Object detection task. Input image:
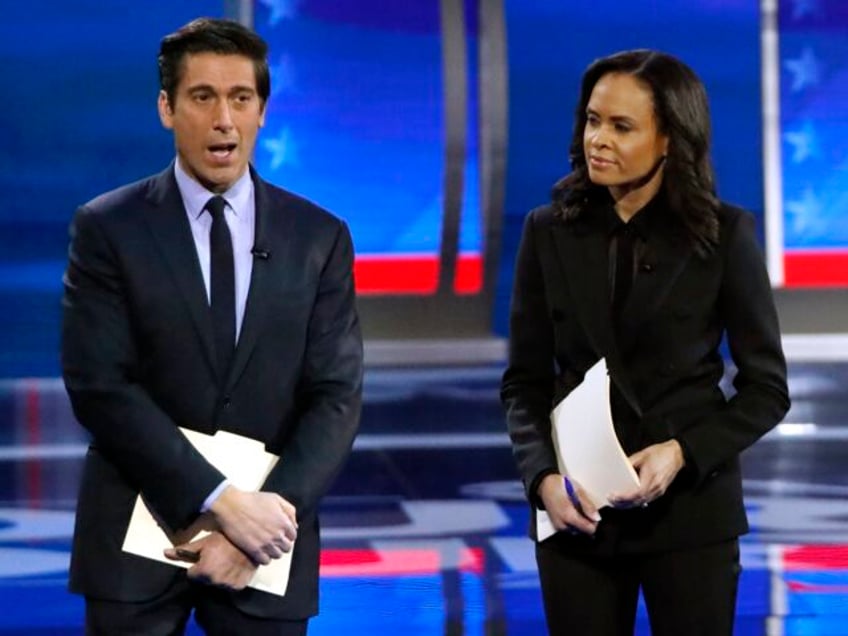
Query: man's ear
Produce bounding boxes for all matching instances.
[158,90,174,129]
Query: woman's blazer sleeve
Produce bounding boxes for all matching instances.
[676,208,790,482]
[501,209,559,501]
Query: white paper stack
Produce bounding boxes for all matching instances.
[122,428,292,596]
[537,358,640,541]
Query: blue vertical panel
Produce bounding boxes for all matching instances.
[496,0,762,334]
[253,2,452,294]
[0,1,223,378]
[778,0,848,286]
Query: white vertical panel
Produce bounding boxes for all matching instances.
[761,0,785,286]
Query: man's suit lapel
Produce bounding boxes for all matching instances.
[144,167,219,378]
[224,171,295,390]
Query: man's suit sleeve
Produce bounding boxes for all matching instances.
[62,206,225,532]
[675,210,790,483]
[262,220,363,518]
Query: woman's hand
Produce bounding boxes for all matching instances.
[609,439,686,508]
[537,473,601,535]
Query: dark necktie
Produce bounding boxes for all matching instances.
[205,196,235,377]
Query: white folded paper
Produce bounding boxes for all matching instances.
[122,427,292,596]
[537,358,640,541]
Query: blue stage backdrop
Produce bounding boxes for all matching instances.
[495,0,765,334]
[0,2,229,377]
[0,0,776,375]
[774,0,848,286]
[252,0,484,296]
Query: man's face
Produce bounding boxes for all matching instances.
[158,52,266,193]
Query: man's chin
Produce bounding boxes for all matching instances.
[196,166,246,193]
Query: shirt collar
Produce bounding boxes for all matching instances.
[173,158,254,219]
[603,189,665,241]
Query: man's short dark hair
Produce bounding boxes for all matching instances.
[158,17,270,106]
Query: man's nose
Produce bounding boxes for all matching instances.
[213,100,235,130]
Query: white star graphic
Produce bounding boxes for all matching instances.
[784,121,819,163]
[792,0,819,19]
[262,128,298,171]
[258,0,299,26]
[786,187,823,235]
[270,55,296,97]
[785,48,821,92]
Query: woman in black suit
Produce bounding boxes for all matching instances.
[501,49,790,635]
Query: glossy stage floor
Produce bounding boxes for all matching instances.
[0,352,847,635]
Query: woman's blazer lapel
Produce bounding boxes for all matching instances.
[548,217,642,415]
[616,223,692,354]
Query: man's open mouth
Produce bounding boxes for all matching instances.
[208,143,237,157]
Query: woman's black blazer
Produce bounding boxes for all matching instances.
[501,198,790,552]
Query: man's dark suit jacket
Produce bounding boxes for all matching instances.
[61,164,363,619]
[501,196,790,554]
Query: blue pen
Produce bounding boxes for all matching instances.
[563,475,582,513]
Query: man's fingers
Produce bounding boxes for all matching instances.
[281,518,298,541]
[276,530,296,551]
[278,497,298,525]
[252,551,272,566]
[164,537,207,562]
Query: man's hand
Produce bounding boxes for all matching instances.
[209,486,297,565]
[165,532,257,590]
[609,439,686,508]
[537,473,601,536]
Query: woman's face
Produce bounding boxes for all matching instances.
[583,72,669,196]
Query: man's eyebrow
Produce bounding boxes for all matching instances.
[184,84,257,96]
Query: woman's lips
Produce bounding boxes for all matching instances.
[588,155,615,169]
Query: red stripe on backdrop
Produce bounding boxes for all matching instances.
[454,254,483,295]
[782,545,848,570]
[784,251,848,287]
[320,548,441,576]
[25,380,42,508]
[319,547,485,577]
[354,254,484,295]
[354,255,439,295]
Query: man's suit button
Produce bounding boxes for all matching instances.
[222,396,232,407]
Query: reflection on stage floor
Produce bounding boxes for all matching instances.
[0,361,846,635]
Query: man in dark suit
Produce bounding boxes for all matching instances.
[61,18,362,635]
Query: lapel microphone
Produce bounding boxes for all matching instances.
[251,247,271,260]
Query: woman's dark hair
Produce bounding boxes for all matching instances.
[158,18,270,107]
[553,49,720,254]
